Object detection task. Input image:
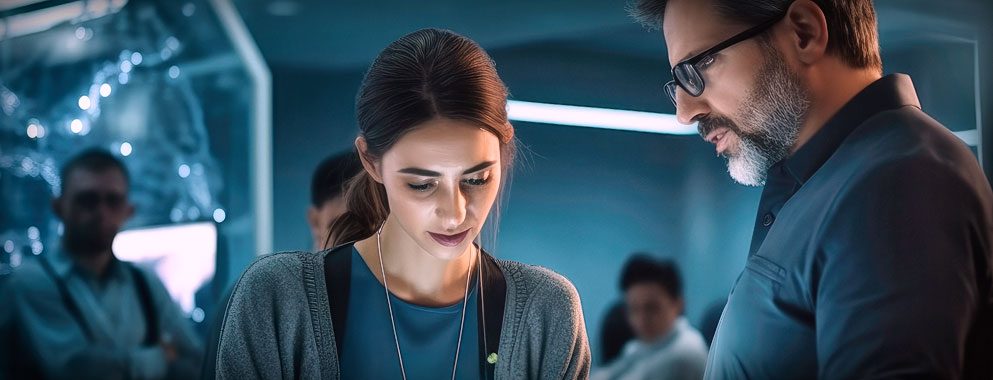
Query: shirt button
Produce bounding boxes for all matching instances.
[762,213,775,227]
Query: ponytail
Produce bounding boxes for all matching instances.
[324,169,390,248]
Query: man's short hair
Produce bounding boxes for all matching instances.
[310,151,362,207]
[59,148,130,194]
[620,254,684,300]
[628,0,882,72]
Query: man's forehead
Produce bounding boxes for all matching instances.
[64,168,128,193]
[662,0,740,64]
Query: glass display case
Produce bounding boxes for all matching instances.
[0,0,271,321]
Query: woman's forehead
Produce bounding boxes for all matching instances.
[382,119,501,171]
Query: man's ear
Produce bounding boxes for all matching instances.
[306,206,323,244]
[783,0,829,66]
[306,206,320,230]
[355,136,384,183]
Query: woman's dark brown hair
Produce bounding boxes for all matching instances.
[325,28,516,248]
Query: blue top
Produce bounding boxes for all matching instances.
[340,248,480,379]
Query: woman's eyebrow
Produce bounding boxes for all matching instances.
[397,161,496,176]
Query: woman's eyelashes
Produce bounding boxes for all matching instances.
[405,174,491,192]
[407,181,435,192]
[461,175,490,187]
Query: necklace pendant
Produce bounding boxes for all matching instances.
[486,353,498,364]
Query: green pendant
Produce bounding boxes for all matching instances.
[486,353,498,364]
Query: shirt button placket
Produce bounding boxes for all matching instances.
[762,213,775,227]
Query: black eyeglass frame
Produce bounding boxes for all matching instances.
[664,11,789,106]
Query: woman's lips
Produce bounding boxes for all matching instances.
[428,229,470,247]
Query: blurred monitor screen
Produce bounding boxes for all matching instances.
[112,221,216,315]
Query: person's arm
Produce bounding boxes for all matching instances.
[10,263,168,380]
[139,268,205,379]
[215,254,317,380]
[816,158,984,378]
[526,269,592,379]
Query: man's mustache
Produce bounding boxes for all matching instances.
[697,115,739,138]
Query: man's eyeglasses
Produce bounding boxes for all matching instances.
[664,11,789,106]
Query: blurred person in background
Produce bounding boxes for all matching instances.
[307,150,363,251]
[599,300,636,366]
[593,254,708,380]
[5,148,203,380]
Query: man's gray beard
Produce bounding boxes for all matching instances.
[726,48,810,186]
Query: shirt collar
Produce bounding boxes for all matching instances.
[632,316,689,351]
[783,73,921,185]
[48,245,125,281]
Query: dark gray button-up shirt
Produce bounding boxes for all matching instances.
[706,74,993,379]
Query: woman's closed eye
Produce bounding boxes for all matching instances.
[406,175,490,192]
[407,181,436,192]
[461,176,490,187]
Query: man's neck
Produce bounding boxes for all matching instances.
[791,64,882,154]
[67,247,114,278]
[639,318,682,346]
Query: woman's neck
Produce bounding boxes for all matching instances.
[354,216,476,307]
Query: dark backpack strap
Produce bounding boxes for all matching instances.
[37,256,94,342]
[126,262,160,345]
[476,251,506,380]
[323,243,354,360]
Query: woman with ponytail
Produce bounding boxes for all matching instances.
[215,28,591,379]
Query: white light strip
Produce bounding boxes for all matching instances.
[508,101,984,148]
[953,129,980,147]
[507,100,698,135]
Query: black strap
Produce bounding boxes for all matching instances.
[127,262,160,345]
[476,252,506,380]
[324,243,353,358]
[36,256,160,346]
[37,256,94,342]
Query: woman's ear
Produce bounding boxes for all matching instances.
[355,136,384,183]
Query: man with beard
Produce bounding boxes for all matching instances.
[630,0,993,379]
[5,149,203,379]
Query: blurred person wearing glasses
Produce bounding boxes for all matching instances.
[4,148,203,380]
[629,0,993,378]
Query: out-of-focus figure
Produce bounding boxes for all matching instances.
[4,149,203,380]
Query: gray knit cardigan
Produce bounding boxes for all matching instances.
[215,251,591,379]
